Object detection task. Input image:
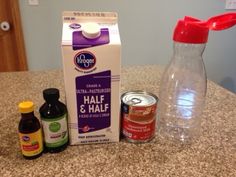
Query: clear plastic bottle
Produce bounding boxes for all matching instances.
[157,17,208,143]
[158,42,207,143]
[157,13,236,143]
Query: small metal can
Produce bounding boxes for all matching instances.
[121,91,158,143]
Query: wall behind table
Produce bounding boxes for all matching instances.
[19,0,236,93]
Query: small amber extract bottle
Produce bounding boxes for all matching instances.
[18,101,43,159]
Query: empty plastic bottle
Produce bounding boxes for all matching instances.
[157,17,208,143]
[158,13,236,143]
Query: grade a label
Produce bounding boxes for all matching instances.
[76,70,111,133]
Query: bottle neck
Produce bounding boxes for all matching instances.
[173,42,206,58]
[21,112,35,119]
[45,99,59,105]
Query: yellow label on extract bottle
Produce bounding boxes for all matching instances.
[19,129,43,157]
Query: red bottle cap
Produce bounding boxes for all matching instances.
[173,18,209,44]
[173,13,236,44]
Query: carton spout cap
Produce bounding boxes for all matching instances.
[82,22,101,39]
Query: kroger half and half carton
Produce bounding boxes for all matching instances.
[61,11,121,145]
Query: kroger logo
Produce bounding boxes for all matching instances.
[22,136,30,142]
[69,23,81,29]
[74,51,96,70]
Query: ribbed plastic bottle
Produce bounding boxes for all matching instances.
[157,17,209,143]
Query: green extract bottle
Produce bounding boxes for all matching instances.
[39,88,69,153]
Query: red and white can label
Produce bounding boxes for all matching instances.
[121,91,158,142]
[122,115,156,141]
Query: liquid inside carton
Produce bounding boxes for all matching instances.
[61,11,121,145]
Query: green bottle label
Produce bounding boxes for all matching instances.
[49,122,61,132]
[41,114,68,148]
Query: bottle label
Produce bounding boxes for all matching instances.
[41,114,68,148]
[19,129,43,157]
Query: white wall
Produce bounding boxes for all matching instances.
[19,0,236,93]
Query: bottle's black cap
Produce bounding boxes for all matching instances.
[43,88,60,102]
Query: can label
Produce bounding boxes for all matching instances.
[122,115,156,141]
[121,91,158,142]
[19,129,43,157]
